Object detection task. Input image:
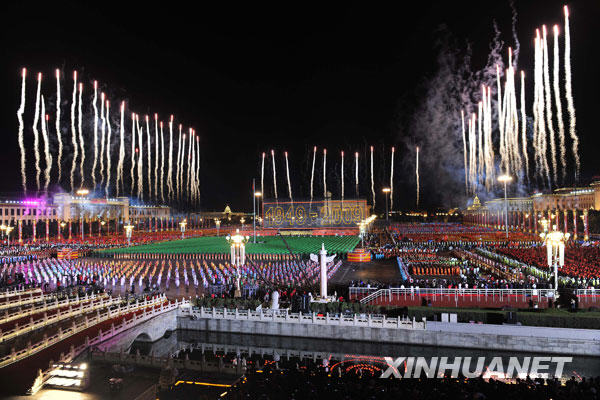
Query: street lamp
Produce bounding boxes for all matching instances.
[253,187,262,243]
[124,223,134,246]
[382,187,391,223]
[215,219,221,237]
[5,226,13,246]
[539,218,569,298]
[226,229,250,297]
[497,174,512,238]
[179,219,187,240]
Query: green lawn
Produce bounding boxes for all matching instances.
[99,235,360,255]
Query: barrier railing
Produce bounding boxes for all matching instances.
[28,297,188,395]
[0,292,60,312]
[182,306,425,330]
[0,294,172,369]
[0,296,119,343]
[359,287,557,305]
[0,292,108,326]
[0,287,42,299]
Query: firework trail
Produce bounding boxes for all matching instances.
[416,146,420,207]
[552,25,566,182]
[33,72,42,192]
[477,102,483,188]
[521,71,530,183]
[461,110,467,195]
[536,30,551,187]
[129,112,136,195]
[187,131,193,202]
[370,146,375,208]
[322,148,327,198]
[390,147,394,211]
[284,151,292,200]
[468,114,474,192]
[271,149,277,199]
[180,132,186,201]
[564,6,579,181]
[532,33,541,181]
[41,97,52,192]
[145,116,152,199]
[105,100,112,196]
[70,71,78,193]
[496,65,505,174]
[100,93,106,187]
[55,69,62,185]
[78,82,85,188]
[340,151,344,199]
[168,115,174,201]
[160,121,165,202]
[261,152,265,200]
[116,101,125,196]
[17,68,27,193]
[154,114,159,200]
[195,135,200,204]
[136,114,144,200]
[542,26,557,185]
[176,124,182,200]
[310,146,316,200]
[91,81,98,190]
[355,152,359,197]
[190,131,196,204]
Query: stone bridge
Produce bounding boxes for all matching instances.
[95,308,178,354]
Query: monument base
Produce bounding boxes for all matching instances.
[310,295,337,304]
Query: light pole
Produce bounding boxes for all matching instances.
[59,221,66,241]
[124,223,134,246]
[215,219,221,237]
[382,187,391,223]
[497,175,512,239]
[179,219,187,240]
[253,183,262,244]
[539,217,569,298]
[5,226,13,246]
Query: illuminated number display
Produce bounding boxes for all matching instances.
[262,200,367,229]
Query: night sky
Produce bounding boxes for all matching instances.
[1,0,598,212]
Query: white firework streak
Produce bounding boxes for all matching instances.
[468,115,474,192]
[532,34,541,181]
[160,121,165,202]
[461,110,467,195]
[322,148,327,198]
[187,132,193,202]
[195,136,200,205]
[129,112,135,196]
[261,152,265,200]
[271,149,277,199]
[477,102,483,189]
[370,146,375,208]
[105,100,112,197]
[284,151,292,200]
[190,131,195,204]
[70,71,78,193]
[552,25,566,182]
[145,116,151,200]
[176,124,182,201]
[154,114,159,201]
[537,31,551,188]
[168,116,174,201]
[340,151,344,199]
[116,101,125,196]
[543,26,557,185]
[354,152,359,197]
[521,71,530,184]
[55,69,62,185]
[78,82,85,188]
[310,146,316,200]
[41,97,52,192]
[33,72,42,192]
[179,132,186,201]
[99,93,106,187]
[136,115,143,200]
[390,147,394,210]
[496,65,505,175]
[91,81,98,190]
[416,146,420,207]
[564,6,579,181]
[17,68,27,193]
